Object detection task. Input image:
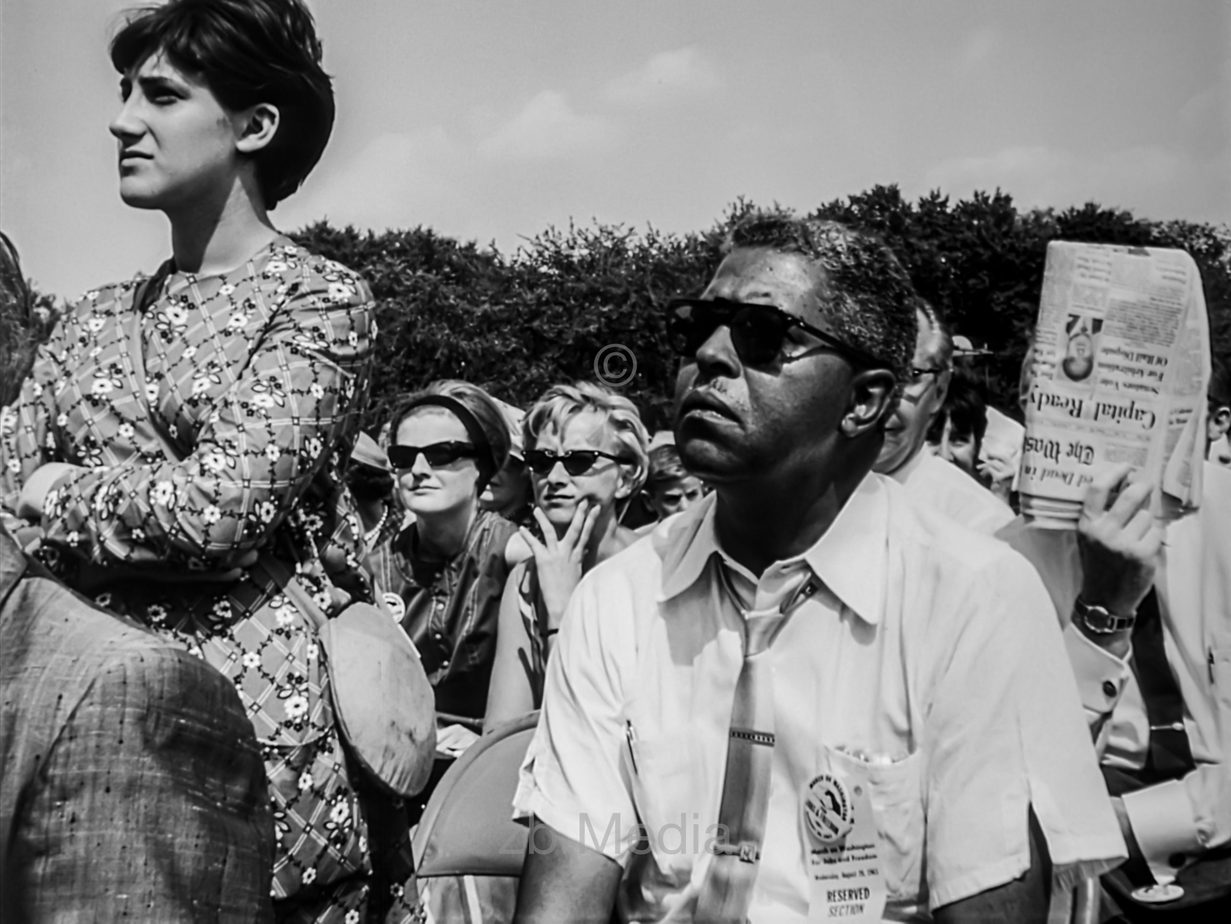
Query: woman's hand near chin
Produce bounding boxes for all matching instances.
[518,502,599,630]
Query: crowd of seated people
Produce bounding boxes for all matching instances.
[2,3,1229,922]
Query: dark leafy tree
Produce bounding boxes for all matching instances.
[5,194,1226,431]
[1,232,60,407]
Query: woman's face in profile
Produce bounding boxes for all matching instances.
[109,52,246,212]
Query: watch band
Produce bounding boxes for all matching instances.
[1074,597,1136,634]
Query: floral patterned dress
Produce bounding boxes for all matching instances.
[1,237,421,923]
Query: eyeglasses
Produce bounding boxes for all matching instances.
[523,449,627,476]
[666,297,882,368]
[388,441,478,469]
[908,365,945,385]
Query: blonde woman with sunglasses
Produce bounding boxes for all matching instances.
[484,381,649,727]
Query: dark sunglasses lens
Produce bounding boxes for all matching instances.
[389,443,471,468]
[523,451,553,474]
[730,310,787,364]
[562,452,600,475]
[422,446,464,466]
[388,446,416,468]
[524,450,601,475]
[669,301,786,364]
[668,302,727,357]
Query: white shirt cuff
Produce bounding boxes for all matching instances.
[1122,780,1203,884]
[1064,623,1130,718]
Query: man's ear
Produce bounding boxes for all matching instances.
[841,369,896,438]
[235,103,280,154]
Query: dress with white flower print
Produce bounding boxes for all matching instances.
[0,237,424,924]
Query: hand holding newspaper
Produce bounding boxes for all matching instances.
[1019,242,1210,528]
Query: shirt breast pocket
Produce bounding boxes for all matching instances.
[824,745,925,904]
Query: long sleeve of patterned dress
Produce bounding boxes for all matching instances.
[0,239,374,577]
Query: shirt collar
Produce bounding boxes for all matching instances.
[657,491,724,601]
[657,473,889,625]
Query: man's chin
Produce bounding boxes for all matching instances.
[676,435,748,485]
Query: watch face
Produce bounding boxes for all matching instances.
[1131,883,1184,904]
[1085,606,1112,630]
[1077,600,1132,633]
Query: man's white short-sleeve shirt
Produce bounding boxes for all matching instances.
[514,473,1123,921]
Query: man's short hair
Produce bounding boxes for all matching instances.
[916,299,954,371]
[646,444,689,490]
[725,215,917,389]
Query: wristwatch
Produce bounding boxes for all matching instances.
[1073,597,1136,635]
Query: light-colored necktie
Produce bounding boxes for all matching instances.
[695,569,816,923]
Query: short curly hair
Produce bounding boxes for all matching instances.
[523,381,650,495]
[110,0,334,209]
[725,215,917,389]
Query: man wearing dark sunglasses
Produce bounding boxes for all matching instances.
[873,301,1013,535]
[515,216,1123,923]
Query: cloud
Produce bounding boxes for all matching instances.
[1177,65,1231,159]
[479,90,618,160]
[604,46,721,107]
[921,143,1229,222]
[282,91,622,233]
[278,126,473,233]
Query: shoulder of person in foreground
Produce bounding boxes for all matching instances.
[874,477,1125,911]
[880,471,1040,601]
[916,451,1015,533]
[510,527,665,922]
[1,567,273,921]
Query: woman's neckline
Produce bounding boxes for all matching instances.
[163,233,291,284]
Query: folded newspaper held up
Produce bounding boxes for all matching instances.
[1019,241,1210,528]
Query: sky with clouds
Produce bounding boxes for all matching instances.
[2,0,1228,299]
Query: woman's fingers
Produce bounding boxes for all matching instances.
[531,507,557,552]
[518,523,547,558]
[560,500,590,549]
[574,503,600,559]
[1081,462,1134,521]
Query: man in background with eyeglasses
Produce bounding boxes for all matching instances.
[872,301,1014,535]
[513,215,1122,923]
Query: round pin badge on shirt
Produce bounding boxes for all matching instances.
[802,773,855,845]
[382,591,406,622]
[1130,883,1184,905]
